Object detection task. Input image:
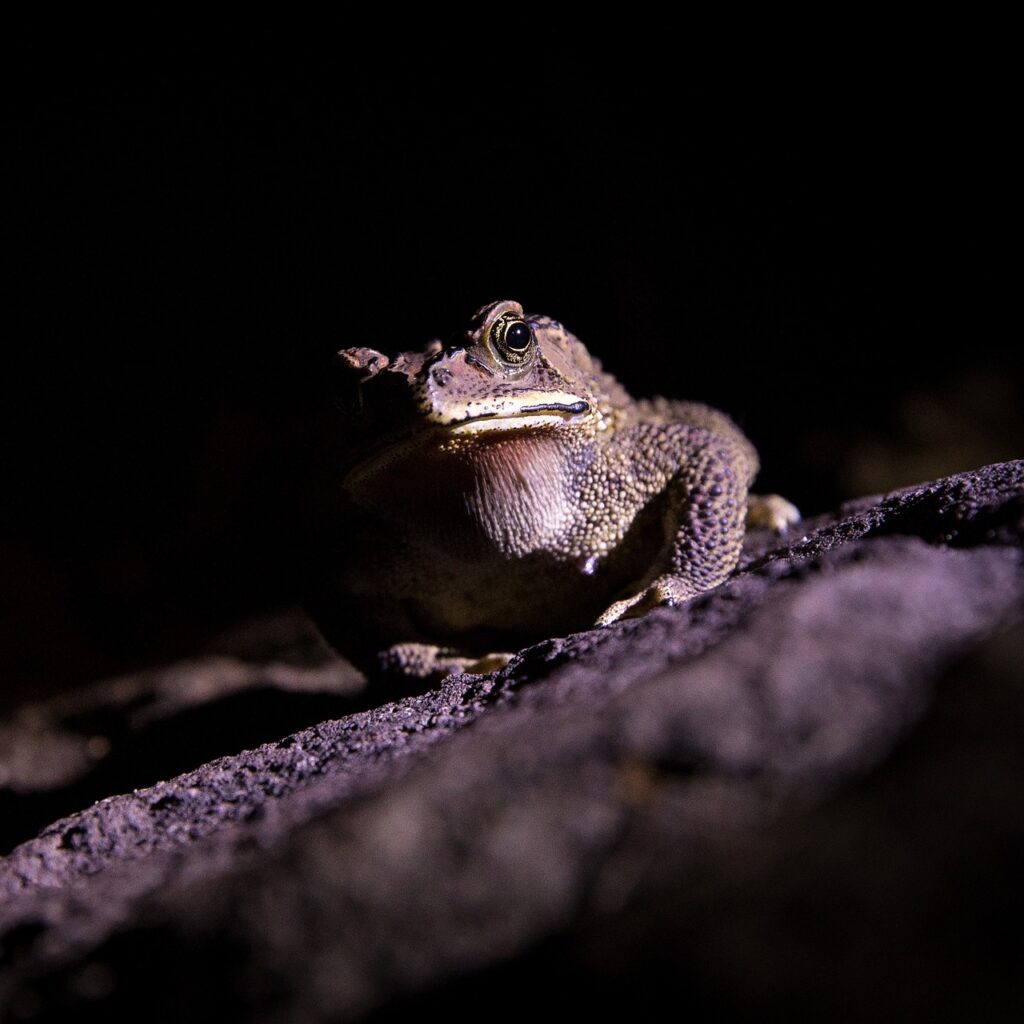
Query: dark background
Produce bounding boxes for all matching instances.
[4,35,1021,709]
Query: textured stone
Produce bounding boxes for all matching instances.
[0,462,1021,1022]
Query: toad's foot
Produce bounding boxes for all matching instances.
[595,575,698,627]
[378,643,513,680]
[746,493,801,533]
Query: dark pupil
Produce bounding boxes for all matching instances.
[503,321,531,351]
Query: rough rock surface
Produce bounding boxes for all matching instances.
[1,461,1022,1022]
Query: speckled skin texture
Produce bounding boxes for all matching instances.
[312,301,787,675]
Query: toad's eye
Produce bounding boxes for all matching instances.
[503,321,531,352]
[489,313,534,365]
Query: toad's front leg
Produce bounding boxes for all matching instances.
[596,436,749,626]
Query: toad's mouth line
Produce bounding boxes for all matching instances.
[447,401,590,434]
[345,399,593,483]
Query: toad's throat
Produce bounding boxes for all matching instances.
[447,400,590,435]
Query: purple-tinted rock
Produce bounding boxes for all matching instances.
[0,462,1021,1022]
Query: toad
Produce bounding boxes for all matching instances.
[309,300,798,677]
